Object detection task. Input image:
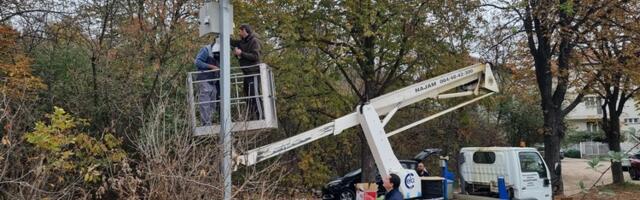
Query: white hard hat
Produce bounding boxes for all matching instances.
[211,42,220,52]
[211,36,221,52]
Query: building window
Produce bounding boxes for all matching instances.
[584,96,603,114]
[587,122,600,133]
[584,97,602,108]
[626,118,640,124]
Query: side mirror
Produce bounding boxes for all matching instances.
[543,178,550,187]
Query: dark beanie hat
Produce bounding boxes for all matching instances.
[240,24,253,34]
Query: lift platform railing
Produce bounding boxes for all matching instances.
[187,63,277,136]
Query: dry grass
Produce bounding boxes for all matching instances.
[556,182,640,200]
[131,92,289,199]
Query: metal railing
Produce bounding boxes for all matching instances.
[187,63,277,136]
[579,141,609,158]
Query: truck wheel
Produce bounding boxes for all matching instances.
[339,189,355,200]
[464,183,473,195]
[508,188,514,200]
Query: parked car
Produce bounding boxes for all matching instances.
[628,153,640,180]
[535,146,564,160]
[321,148,442,200]
[622,156,631,171]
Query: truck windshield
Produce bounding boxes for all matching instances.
[519,152,548,178]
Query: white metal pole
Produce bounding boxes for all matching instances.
[219,0,232,199]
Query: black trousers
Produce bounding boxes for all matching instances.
[243,75,263,120]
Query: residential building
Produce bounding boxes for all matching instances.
[565,94,640,154]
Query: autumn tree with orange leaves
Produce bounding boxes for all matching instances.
[0,25,46,138]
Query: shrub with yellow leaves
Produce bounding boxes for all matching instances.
[24,107,127,184]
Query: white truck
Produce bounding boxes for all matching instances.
[459,147,553,200]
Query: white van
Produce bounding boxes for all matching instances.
[459,147,552,200]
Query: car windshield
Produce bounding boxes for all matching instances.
[414,151,430,161]
[519,152,548,178]
[413,149,442,161]
[344,169,361,177]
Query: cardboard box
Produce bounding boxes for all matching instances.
[355,183,378,200]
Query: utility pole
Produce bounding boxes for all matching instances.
[196,1,233,198]
[218,0,232,200]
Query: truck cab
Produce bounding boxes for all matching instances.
[459,147,552,200]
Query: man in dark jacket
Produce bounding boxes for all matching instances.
[231,24,262,120]
[383,174,403,200]
[194,39,221,126]
[416,163,430,177]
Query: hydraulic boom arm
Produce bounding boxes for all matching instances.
[235,63,499,168]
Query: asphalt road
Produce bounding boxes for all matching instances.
[562,158,640,196]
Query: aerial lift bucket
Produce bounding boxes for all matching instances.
[187,63,278,136]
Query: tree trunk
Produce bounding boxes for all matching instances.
[604,103,624,184]
[608,132,624,184]
[360,78,377,183]
[90,54,99,109]
[542,104,565,195]
[543,109,564,195]
[598,74,626,184]
[360,131,377,183]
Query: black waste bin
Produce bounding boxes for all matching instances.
[420,177,444,199]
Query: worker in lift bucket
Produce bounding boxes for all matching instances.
[194,37,221,126]
[231,24,262,120]
[383,174,403,200]
[416,162,430,177]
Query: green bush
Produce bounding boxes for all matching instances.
[565,149,581,158]
[24,107,128,184]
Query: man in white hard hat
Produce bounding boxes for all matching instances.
[194,37,221,126]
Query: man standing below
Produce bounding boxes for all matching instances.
[416,163,430,177]
[383,174,403,200]
[194,38,221,126]
[232,24,262,120]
